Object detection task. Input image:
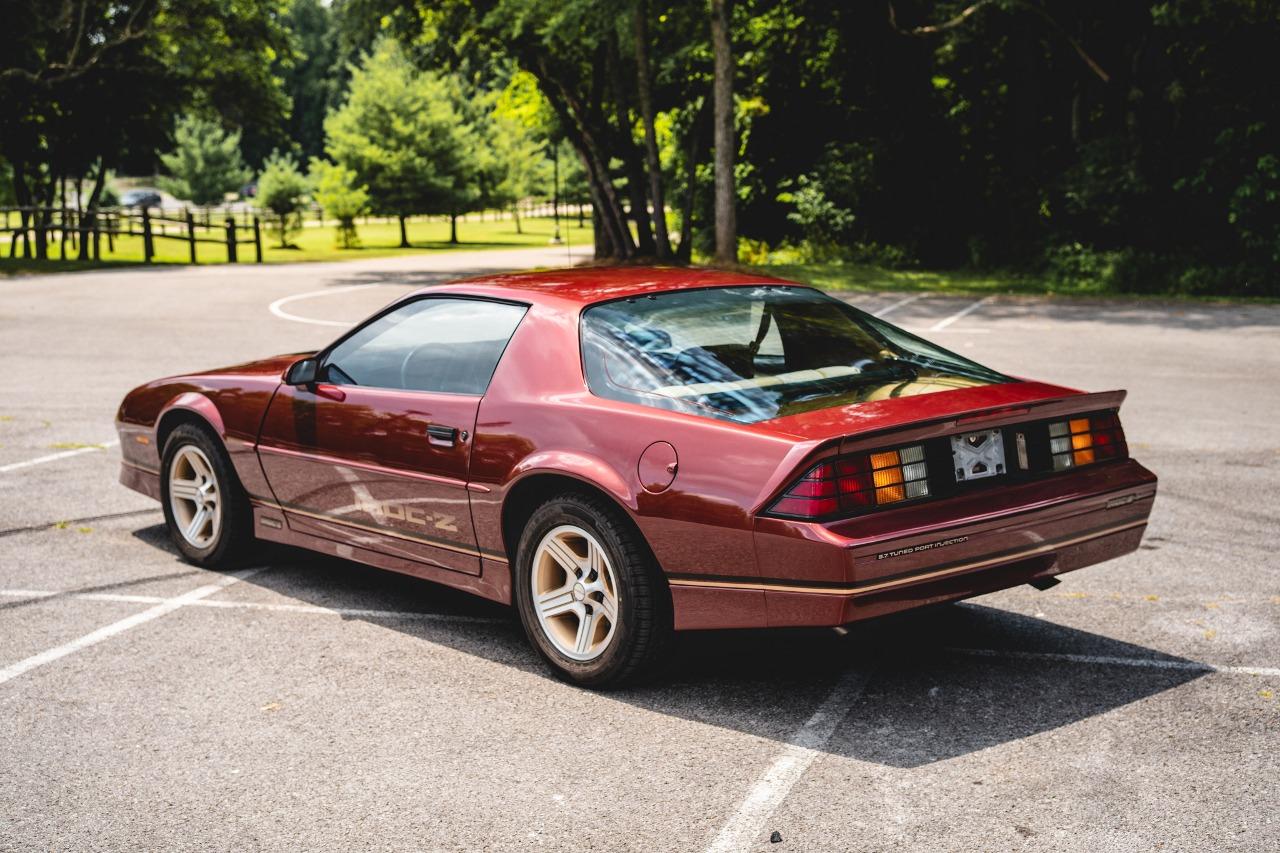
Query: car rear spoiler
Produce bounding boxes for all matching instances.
[838,389,1128,457]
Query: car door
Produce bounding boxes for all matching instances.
[257,296,528,574]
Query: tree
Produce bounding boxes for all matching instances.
[280,0,341,161]
[489,71,552,234]
[634,0,672,259]
[709,0,736,264]
[157,114,251,205]
[325,39,479,247]
[0,0,292,260]
[257,150,309,247]
[366,0,668,259]
[309,158,369,248]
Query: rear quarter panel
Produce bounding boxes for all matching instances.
[467,303,807,625]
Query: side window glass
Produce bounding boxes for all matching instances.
[323,298,527,394]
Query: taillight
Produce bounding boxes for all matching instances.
[1048,413,1127,470]
[768,411,1129,521]
[769,443,930,519]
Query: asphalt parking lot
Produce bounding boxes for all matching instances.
[1,250,1277,851]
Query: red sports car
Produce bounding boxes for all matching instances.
[116,268,1157,686]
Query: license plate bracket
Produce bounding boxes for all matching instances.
[951,429,1007,482]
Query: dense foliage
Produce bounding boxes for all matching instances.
[3,0,1277,293]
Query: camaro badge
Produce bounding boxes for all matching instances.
[876,535,969,560]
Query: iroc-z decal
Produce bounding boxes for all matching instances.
[354,497,460,532]
[876,535,969,561]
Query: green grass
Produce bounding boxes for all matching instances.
[756,261,1065,296]
[0,214,593,274]
[752,261,1280,303]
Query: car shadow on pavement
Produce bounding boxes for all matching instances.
[132,525,1205,769]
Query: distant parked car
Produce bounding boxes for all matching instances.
[120,189,163,209]
[239,181,258,199]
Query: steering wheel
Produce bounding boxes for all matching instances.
[400,343,432,389]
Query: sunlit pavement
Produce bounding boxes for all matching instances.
[1,253,1276,851]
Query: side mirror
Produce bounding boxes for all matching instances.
[285,357,318,386]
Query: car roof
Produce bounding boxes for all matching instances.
[419,266,807,307]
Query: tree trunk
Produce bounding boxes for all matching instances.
[449,211,459,244]
[512,204,523,234]
[33,172,51,260]
[530,54,636,259]
[606,31,656,257]
[78,159,107,261]
[592,207,615,260]
[398,214,409,248]
[634,0,672,260]
[710,0,737,264]
[11,162,31,258]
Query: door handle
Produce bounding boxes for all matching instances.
[426,424,459,445]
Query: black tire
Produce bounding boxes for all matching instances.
[513,492,673,688]
[160,423,255,568]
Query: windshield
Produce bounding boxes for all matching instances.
[580,286,1011,424]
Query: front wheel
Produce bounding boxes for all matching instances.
[160,423,254,567]
[514,493,672,688]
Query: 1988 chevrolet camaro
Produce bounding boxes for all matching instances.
[117,267,1157,686]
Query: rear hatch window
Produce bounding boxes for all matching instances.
[581,285,1011,424]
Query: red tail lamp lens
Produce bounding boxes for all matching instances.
[1049,413,1127,471]
[770,445,929,519]
[770,462,840,517]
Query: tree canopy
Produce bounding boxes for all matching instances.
[2,0,1277,293]
[324,38,480,246]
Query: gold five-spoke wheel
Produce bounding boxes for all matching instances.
[531,524,620,661]
[167,445,222,549]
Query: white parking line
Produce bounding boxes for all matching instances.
[0,440,119,474]
[0,587,501,623]
[706,668,872,853]
[949,647,1280,678]
[6,584,1274,679]
[871,294,922,318]
[928,295,994,331]
[267,284,373,326]
[0,569,257,686]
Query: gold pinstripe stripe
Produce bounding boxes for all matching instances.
[251,498,508,563]
[668,518,1147,597]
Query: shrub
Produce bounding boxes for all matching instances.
[778,173,855,262]
[737,237,772,266]
[158,114,251,206]
[309,159,369,249]
[1045,243,1278,297]
[257,151,309,248]
[1044,243,1124,292]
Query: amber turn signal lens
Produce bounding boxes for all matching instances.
[869,450,899,470]
[770,444,930,518]
[1050,413,1127,471]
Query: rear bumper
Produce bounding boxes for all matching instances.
[670,459,1156,629]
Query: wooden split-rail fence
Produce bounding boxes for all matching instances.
[1,205,264,264]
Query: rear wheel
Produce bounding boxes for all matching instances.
[514,493,672,688]
[160,423,254,567]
